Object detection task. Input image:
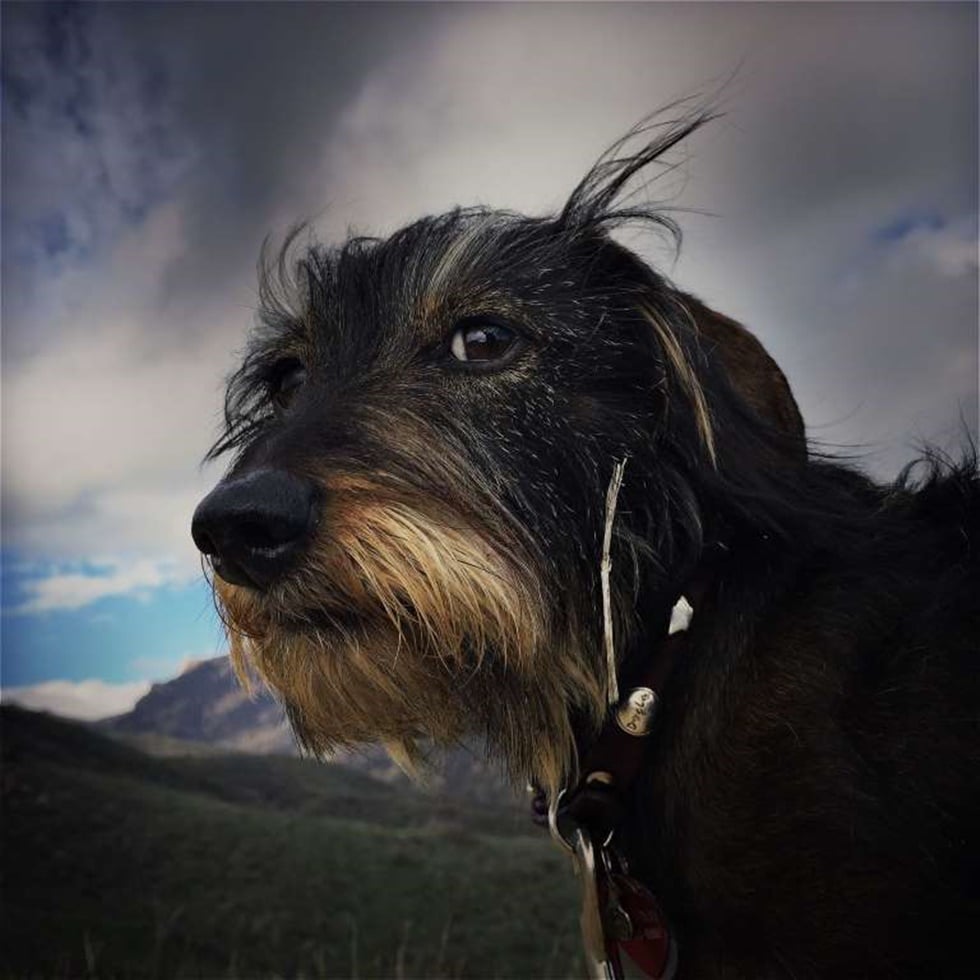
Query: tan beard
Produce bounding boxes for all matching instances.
[213,476,608,795]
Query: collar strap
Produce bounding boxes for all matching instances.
[561,560,716,840]
[545,556,721,980]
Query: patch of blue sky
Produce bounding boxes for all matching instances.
[38,211,77,260]
[1,577,223,687]
[872,210,946,245]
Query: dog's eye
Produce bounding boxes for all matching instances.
[448,318,521,368]
[268,359,307,413]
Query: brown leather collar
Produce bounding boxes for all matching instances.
[537,552,723,980]
[559,555,719,840]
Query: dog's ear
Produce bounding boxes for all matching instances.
[557,101,806,460]
[680,291,806,457]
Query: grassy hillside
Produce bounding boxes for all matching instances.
[2,707,582,978]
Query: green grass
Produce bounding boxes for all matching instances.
[2,707,582,978]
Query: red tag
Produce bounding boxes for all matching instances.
[607,874,676,979]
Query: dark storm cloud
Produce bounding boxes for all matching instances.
[713,3,977,232]
[1,0,976,574]
[1,2,454,352]
[1,2,188,354]
[115,2,457,315]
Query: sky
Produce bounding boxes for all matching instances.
[2,2,977,721]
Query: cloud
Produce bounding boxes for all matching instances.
[1,201,233,570]
[2,4,192,356]
[117,3,450,311]
[304,3,977,476]
[2,678,151,721]
[889,217,978,280]
[0,4,440,573]
[2,0,975,591]
[8,558,194,615]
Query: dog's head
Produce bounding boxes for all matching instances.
[193,107,804,790]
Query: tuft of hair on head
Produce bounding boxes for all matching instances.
[550,95,723,465]
[556,94,721,241]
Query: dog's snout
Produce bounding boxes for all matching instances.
[192,469,318,589]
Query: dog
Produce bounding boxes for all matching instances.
[192,107,979,978]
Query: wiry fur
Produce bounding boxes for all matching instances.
[201,102,979,977]
[219,470,599,790]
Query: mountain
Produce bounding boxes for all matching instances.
[106,655,295,754]
[105,655,519,804]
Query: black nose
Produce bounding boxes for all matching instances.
[192,469,318,589]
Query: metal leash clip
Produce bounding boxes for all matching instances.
[549,787,678,980]
[548,790,625,980]
[599,844,635,946]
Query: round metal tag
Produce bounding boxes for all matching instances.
[614,686,659,736]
